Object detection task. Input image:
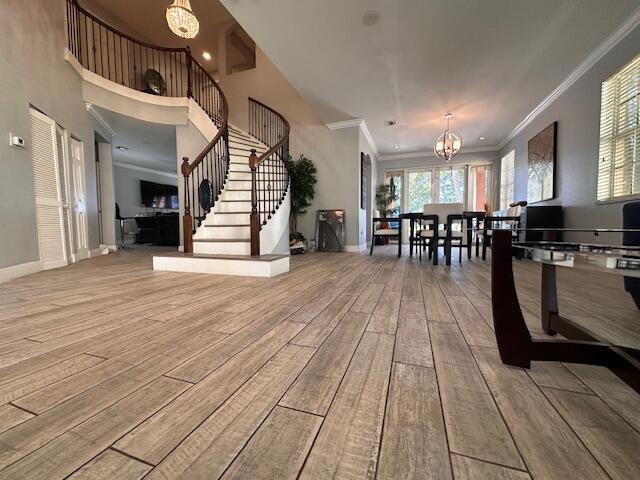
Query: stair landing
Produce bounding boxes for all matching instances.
[153,252,289,277]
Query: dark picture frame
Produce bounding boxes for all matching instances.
[360,152,370,209]
[527,122,557,203]
[315,209,346,252]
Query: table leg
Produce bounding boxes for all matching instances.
[491,230,532,368]
[541,263,558,335]
[398,221,402,257]
[409,218,414,257]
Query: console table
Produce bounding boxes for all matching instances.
[491,230,640,393]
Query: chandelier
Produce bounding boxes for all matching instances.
[166,0,199,39]
[434,113,462,162]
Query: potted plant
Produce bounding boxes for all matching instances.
[286,154,317,252]
[375,183,398,218]
[375,183,399,244]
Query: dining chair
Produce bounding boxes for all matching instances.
[370,210,402,257]
[419,203,465,265]
[482,202,524,260]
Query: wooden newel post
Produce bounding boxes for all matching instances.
[249,149,260,257]
[181,157,193,254]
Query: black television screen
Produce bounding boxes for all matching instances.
[140,180,179,209]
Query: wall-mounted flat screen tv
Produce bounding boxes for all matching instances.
[140,180,179,209]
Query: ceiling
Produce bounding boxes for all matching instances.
[94,108,177,173]
[84,0,234,72]
[219,0,640,156]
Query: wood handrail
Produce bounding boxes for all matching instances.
[71,0,187,53]
[249,97,290,164]
[247,98,291,256]
[183,61,229,175]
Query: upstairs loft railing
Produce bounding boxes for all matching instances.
[66,0,229,253]
[248,98,290,256]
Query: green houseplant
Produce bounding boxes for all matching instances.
[286,154,317,241]
[375,183,398,218]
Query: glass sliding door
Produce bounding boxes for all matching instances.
[407,170,433,213]
[437,166,466,204]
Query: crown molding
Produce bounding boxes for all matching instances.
[378,145,499,161]
[113,161,178,179]
[326,118,378,156]
[498,5,640,150]
[86,103,117,138]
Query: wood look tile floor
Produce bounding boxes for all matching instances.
[0,246,639,479]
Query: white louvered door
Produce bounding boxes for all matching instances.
[30,108,69,269]
[70,137,89,259]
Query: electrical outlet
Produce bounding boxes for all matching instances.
[9,133,25,149]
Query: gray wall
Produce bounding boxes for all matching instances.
[113,165,178,218]
[499,23,640,241]
[0,0,102,269]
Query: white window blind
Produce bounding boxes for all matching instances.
[500,150,515,210]
[597,53,640,201]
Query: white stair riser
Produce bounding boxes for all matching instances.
[227,171,252,180]
[225,190,252,201]
[204,213,250,225]
[193,241,251,255]
[201,225,250,239]
[216,201,252,212]
[226,180,283,190]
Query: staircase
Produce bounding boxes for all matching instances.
[67,0,291,277]
[191,126,269,256]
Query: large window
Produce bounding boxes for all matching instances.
[597,53,640,201]
[408,171,432,212]
[437,166,465,203]
[402,163,492,213]
[500,150,515,210]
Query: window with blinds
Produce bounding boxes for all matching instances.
[500,150,515,210]
[597,53,640,201]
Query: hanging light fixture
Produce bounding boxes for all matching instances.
[166,0,199,39]
[434,113,463,162]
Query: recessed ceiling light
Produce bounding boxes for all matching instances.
[202,51,211,61]
[393,145,400,150]
[479,136,486,140]
[384,120,396,126]
[363,10,380,26]
[115,146,129,151]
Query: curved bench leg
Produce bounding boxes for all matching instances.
[491,230,532,368]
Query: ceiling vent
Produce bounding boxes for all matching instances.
[363,11,380,27]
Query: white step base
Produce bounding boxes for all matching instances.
[193,239,251,255]
[195,225,250,239]
[153,253,289,278]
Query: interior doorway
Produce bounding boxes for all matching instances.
[29,107,90,269]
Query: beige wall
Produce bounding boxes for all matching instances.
[0,0,103,269]
[218,48,363,246]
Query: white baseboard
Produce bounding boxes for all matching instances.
[90,246,110,257]
[0,260,42,284]
[345,243,368,253]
